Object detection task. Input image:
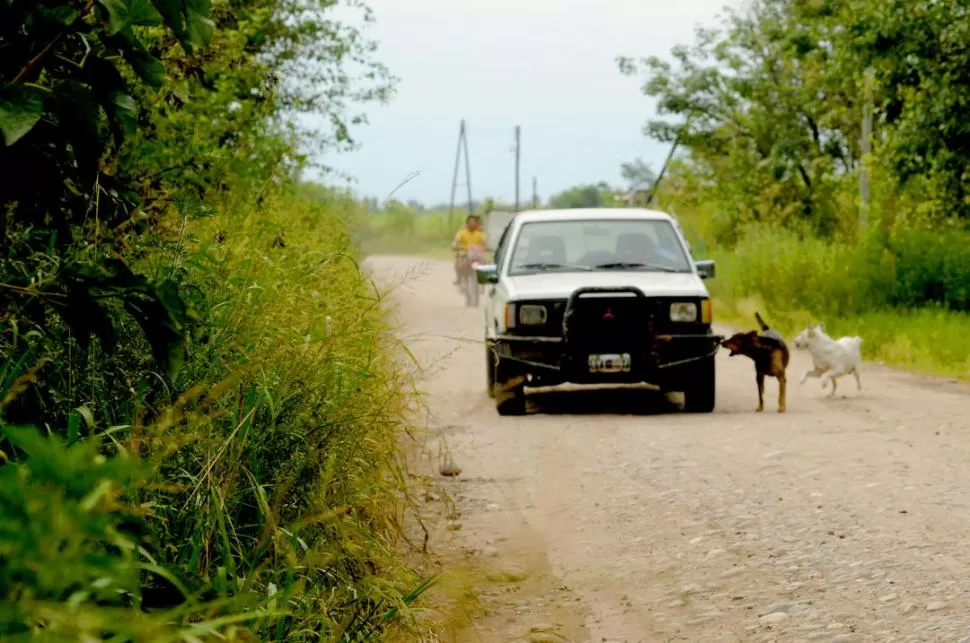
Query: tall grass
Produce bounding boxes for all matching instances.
[0,192,432,640]
[355,205,466,257]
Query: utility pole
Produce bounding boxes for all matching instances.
[514,125,521,212]
[463,122,473,214]
[860,67,874,228]
[532,176,538,209]
[449,119,474,217]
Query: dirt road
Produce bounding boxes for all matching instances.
[370,255,970,643]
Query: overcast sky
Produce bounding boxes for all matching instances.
[316,0,739,206]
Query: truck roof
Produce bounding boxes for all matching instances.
[512,208,676,224]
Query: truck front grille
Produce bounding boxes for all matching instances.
[564,295,654,353]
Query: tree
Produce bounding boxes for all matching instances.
[619,0,970,231]
[618,0,869,234]
[620,158,657,190]
[1,0,222,397]
[548,182,614,209]
[847,0,970,217]
[2,0,396,428]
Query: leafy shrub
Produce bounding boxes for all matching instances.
[704,221,970,319]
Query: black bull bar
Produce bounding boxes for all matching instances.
[491,286,724,373]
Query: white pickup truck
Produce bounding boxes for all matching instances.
[475,207,719,416]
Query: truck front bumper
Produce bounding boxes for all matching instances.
[488,332,722,386]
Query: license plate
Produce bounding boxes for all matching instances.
[588,353,631,373]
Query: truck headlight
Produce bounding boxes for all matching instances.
[519,304,548,325]
[669,302,698,323]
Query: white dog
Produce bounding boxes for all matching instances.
[792,322,863,397]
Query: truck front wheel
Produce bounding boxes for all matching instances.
[494,357,527,416]
[682,356,716,413]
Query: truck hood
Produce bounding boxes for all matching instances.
[506,271,709,300]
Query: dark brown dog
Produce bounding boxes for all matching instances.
[720,312,790,413]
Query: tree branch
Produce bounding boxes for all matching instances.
[13,35,61,84]
[12,0,95,84]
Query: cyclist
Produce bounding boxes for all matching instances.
[452,214,487,284]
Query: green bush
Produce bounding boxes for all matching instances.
[704,222,970,317]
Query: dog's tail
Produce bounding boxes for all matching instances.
[754,311,770,332]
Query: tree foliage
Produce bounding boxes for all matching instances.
[620,157,656,191]
[619,0,970,234]
[547,181,615,209]
[2,0,394,424]
[1,1,406,635]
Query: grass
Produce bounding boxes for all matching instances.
[355,206,466,259]
[359,205,970,380]
[0,190,438,640]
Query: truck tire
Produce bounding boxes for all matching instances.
[682,355,716,413]
[494,357,526,416]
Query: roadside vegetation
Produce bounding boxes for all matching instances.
[1,1,435,640]
[356,203,465,259]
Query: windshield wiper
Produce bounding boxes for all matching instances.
[516,262,592,271]
[593,261,683,273]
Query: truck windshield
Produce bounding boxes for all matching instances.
[507,219,692,276]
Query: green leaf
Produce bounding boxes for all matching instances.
[150,0,213,51]
[53,265,120,355]
[66,406,95,445]
[38,5,82,26]
[109,92,138,139]
[186,0,214,47]
[50,80,103,173]
[151,0,188,43]
[97,0,162,36]
[132,53,167,87]
[186,10,215,48]
[1,424,55,462]
[0,84,45,146]
[98,0,130,35]
[112,27,168,87]
[128,0,163,26]
[122,279,188,380]
[57,259,188,379]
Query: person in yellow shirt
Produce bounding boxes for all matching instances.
[452,214,488,284]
